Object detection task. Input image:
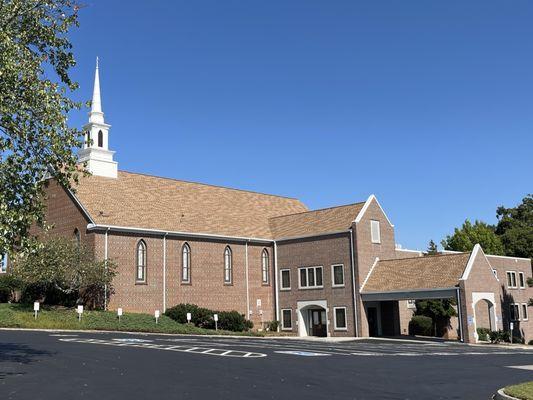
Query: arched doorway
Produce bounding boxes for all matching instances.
[471,292,498,342]
[296,300,329,337]
[474,299,496,331]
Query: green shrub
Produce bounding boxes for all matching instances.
[164,304,214,328]
[164,304,252,332]
[512,335,525,344]
[477,327,490,341]
[267,320,279,332]
[408,315,433,336]
[489,330,511,344]
[0,274,22,302]
[528,339,533,345]
[217,310,252,332]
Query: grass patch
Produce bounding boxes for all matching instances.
[505,381,533,400]
[0,303,262,336]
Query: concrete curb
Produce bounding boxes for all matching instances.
[493,388,520,400]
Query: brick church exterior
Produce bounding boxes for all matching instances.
[9,61,532,344]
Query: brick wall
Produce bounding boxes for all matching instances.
[277,233,354,337]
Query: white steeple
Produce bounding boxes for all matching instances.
[78,57,118,178]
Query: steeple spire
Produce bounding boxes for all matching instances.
[89,56,104,124]
[79,56,118,178]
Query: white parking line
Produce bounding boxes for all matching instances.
[58,338,266,358]
[506,365,533,370]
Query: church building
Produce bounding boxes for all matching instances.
[28,61,533,343]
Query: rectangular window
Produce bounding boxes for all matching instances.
[510,303,520,321]
[522,304,528,321]
[334,307,347,330]
[0,254,6,273]
[519,272,525,288]
[332,264,345,287]
[280,269,291,290]
[506,271,517,288]
[370,220,381,244]
[281,309,292,330]
[298,266,324,289]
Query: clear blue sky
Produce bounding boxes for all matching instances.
[67,1,532,250]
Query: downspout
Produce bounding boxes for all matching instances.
[274,241,280,328]
[163,233,168,313]
[456,287,464,343]
[104,227,110,310]
[349,228,359,337]
[245,241,250,320]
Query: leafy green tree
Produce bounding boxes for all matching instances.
[10,236,116,309]
[426,240,438,255]
[415,299,457,337]
[441,219,504,255]
[495,195,533,259]
[0,0,82,256]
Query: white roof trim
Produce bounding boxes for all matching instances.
[359,257,379,291]
[353,194,394,227]
[460,244,499,282]
[87,223,273,244]
[485,254,531,262]
[274,230,349,242]
[66,188,95,225]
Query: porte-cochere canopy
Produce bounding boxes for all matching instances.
[360,252,472,301]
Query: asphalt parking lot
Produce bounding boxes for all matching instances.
[1,330,532,399]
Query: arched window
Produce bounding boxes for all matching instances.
[261,249,269,284]
[136,240,147,282]
[73,228,81,249]
[97,130,103,147]
[224,246,232,284]
[181,243,191,283]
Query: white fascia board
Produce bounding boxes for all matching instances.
[66,187,95,225]
[274,230,349,242]
[460,244,499,282]
[87,223,273,244]
[353,194,394,227]
[485,254,531,262]
[359,257,379,291]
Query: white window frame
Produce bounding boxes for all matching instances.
[261,249,269,285]
[0,253,7,273]
[510,303,520,321]
[333,307,347,331]
[518,272,525,289]
[298,266,324,289]
[506,271,517,289]
[522,303,528,321]
[181,243,191,283]
[280,269,291,291]
[224,246,232,284]
[281,309,292,330]
[370,220,381,244]
[331,264,345,288]
[136,240,147,283]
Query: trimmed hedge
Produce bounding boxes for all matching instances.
[408,315,433,336]
[477,327,490,341]
[164,303,253,332]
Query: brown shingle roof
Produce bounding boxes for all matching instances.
[72,171,308,239]
[269,202,365,240]
[361,252,472,292]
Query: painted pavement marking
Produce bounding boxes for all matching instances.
[506,365,533,371]
[275,350,331,357]
[58,338,266,358]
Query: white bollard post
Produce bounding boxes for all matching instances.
[214,313,218,331]
[186,312,192,324]
[77,305,83,322]
[155,310,160,324]
[117,308,123,323]
[33,302,39,319]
